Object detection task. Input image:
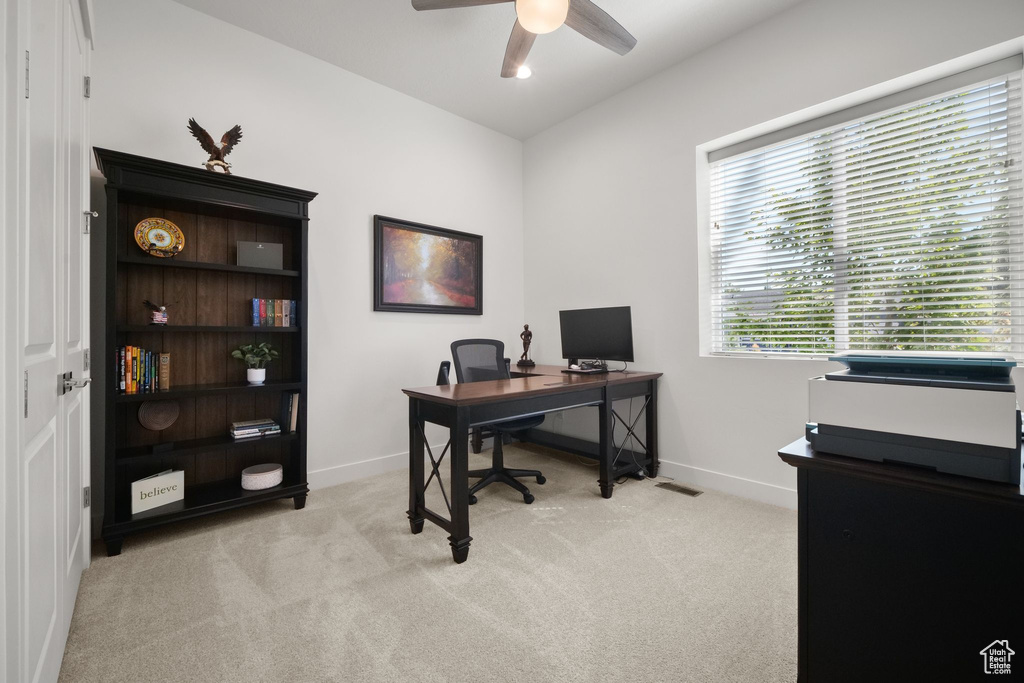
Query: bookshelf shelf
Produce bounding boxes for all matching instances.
[114,380,303,403]
[110,480,307,529]
[118,324,300,333]
[115,432,300,463]
[96,148,315,557]
[117,255,300,277]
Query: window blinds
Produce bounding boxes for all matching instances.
[709,60,1024,356]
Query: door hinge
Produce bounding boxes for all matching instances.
[84,76,91,98]
[23,370,28,417]
[83,486,91,508]
[83,210,97,234]
[24,51,29,99]
[84,349,90,371]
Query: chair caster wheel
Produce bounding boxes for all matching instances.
[468,495,478,505]
[524,494,535,504]
[536,475,546,485]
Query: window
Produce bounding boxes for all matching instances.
[708,57,1024,356]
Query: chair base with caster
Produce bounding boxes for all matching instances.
[468,436,545,505]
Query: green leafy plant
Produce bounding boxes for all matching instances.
[231,342,279,369]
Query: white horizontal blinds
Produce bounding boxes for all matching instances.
[709,65,1024,355]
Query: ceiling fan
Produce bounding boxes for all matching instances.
[411,0,637,78]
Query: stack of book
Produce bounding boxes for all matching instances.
[116,346,170,394]
[230,419,281,440]
[252,299,297,327]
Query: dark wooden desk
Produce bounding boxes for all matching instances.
[779,438,1024,682]
[403,369,661,563]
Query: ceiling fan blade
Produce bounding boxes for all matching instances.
[501,20,537,78]
[565,0,636,56]
[412,0,512,10]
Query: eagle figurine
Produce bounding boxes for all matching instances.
[187,118,243,174]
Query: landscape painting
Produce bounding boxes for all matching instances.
[373,216,483,315]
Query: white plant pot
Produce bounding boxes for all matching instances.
[247,368,266,385]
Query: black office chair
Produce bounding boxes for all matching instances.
[442,339,545,505]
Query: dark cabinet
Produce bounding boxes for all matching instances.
[781,440,1024,682]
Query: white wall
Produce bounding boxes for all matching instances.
[523,0,1024,508]
[89,0,525,501]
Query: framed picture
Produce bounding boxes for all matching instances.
[373,215,483,315]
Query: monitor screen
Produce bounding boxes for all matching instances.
[559,306,634,362]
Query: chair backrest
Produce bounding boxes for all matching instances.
[450,339,510,384]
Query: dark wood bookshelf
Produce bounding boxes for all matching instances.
[95,148,316,556]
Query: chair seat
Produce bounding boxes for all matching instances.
[490,414,544,434]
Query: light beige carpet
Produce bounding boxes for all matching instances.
[59,444,798,683]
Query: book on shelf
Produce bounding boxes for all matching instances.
[274,301,283,327]
[117,347,125,392]
[232,418,278,429]
[117,346,169,394]
[282,300,290,327]
[259,298,267,326]
[159,353,171,389]
[252,298,260,326]
[278,392,300,434]
[232,428,281,437]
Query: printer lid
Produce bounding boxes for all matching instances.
[827,354,1017,391]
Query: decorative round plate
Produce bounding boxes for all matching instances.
[137,400,180,431]
[134,217,184,257]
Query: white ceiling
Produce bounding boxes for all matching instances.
[171,0,805,140]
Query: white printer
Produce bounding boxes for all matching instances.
[807,355,1022,485]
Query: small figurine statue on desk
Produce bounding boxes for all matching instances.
[517,324,535,367]
[143,300,169,325]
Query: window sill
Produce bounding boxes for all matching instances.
[704,351,835,362]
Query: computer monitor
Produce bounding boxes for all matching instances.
[559,306,634,363]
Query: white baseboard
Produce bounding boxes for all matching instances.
[657,459,797,510]
[308,444,448,490]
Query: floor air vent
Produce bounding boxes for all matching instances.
[655,482,703,497]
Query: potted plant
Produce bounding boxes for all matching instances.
[231,342,279,385]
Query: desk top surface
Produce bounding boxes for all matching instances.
[403,369,662,406]
[779,437,1024,506]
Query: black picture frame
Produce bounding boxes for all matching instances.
[373,215,483,315]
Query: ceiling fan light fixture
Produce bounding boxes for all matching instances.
[515,0,569,35]
[516,65,533,79]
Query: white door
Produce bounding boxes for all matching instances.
[60,0,90,632]
[9,0,91,681]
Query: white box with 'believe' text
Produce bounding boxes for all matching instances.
[131,470,185,514]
